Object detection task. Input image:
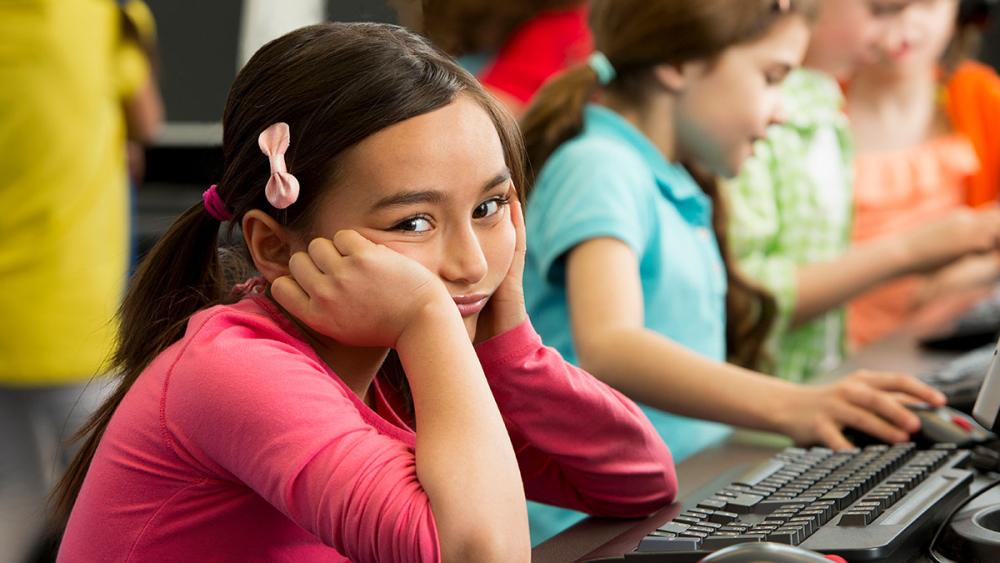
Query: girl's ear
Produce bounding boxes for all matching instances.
[651,63,688,93]
[242,209,295,282]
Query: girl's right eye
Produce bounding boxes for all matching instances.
[392,216,432,233]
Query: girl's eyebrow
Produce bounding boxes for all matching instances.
[370,167,511,211]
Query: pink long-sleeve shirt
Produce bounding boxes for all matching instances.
[59,294,676,562]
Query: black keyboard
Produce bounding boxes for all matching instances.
[624,444,973,561]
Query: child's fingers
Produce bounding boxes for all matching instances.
[816,422,852,451]
[270,275,310,314]
[307,238,344,275]
[859,371,947,406]
[332,229,375,257]
[288,250,327,293]
[840,382,921,434]
[836,403,909,444]
[509,187,526,257]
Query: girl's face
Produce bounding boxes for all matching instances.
[307,95,516,340]
[871,0,959,74]
[808,0,914,77]
[674,15,810,178]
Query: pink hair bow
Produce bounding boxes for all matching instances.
[258,122,300,209]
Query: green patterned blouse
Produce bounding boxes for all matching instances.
[725,68,854,382]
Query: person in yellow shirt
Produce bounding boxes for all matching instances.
[0,1,162,560]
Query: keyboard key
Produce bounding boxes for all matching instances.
[697,497,728,510]
[820,490,854,509]
[734,459,786,487]
[637,535,701,552]
[673,516,702,526]
[838,510,873,526]
[768,527,802,545]
[701,534,765,550]
[754,498,812,514]
[707,510,738,523]
[724,493,764,514]
[656,522,689,535]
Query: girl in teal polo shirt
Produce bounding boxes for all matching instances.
[520,0,948,543]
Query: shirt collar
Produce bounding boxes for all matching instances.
[583,104,711,225]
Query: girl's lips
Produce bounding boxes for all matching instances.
[453,294,489,317]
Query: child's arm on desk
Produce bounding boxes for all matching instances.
[566,237,947,451]
[793,207,1000,325]
[476,321,677,517]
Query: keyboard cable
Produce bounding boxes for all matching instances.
[927,467,1000,562]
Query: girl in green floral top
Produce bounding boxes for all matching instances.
[727,0,1000,382]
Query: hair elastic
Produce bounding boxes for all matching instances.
[588,51,617,86]
[202,184,233,222]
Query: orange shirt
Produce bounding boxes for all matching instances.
[947,61,1000,206]
[848,61,1000,346]
[849,135,978,346]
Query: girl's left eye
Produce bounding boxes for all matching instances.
[473,197,508,219]
[393,216,433,232]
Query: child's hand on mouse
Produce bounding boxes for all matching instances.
[271,229,455,348]
[773,370,947,450]
[475,188,528,344]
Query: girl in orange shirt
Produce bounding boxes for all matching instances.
[846,0,1000,345]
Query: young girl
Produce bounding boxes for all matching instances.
[54,23,676,562]
[727,0,1000,379]
[521,0,947,541]
[847,0,1000,345]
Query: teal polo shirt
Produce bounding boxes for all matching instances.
[523,104,732,543]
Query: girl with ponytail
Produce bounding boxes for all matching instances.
[521,0,946,541]
[53,22,676,562]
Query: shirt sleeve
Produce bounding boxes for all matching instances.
[725,135,799,335]
[475,320,677,517]
[528,140,655,286]
[163,326,440,563]
[114,1,156,99]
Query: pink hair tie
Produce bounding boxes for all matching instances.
[202,184,233,222]
[258,122,300,209]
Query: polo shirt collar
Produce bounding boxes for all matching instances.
[582,104,711,225]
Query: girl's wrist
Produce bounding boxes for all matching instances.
[751,378,801,436]
[397,296,465,350]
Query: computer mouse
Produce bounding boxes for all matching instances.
[843,403,992,447]
[913,404,992,444]
[697,542,836,562]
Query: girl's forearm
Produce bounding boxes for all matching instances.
[575,325,797,433]
[792,235,911,325]
[396,303,529,562]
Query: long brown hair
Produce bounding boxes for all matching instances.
[53,22,527,523]
[521,0,817,368]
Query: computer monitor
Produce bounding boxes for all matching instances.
[971,335,1000,432]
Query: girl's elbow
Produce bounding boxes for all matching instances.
[597,466,679,519]
[441,531,530,563]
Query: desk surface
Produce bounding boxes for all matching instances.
[531,331,964,562]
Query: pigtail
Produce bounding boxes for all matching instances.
[687,163,778,371]
[53,203,227,524]
[520,64,603,190]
